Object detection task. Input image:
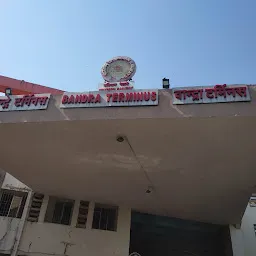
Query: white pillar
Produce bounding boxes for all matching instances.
[86,201,95,229]
[38,195,49,223]
[116,206,131,256]
[229,225,245,256]
[71,199,80,227]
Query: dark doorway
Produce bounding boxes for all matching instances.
[129,212,233,256]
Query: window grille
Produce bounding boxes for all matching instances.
[45,197,74,226]
[0,189,27,218]
[92,204,118,231]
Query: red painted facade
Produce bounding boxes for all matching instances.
[0,75,63,95]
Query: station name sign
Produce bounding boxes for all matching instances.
[0,94,50,112]
[172,84,250,104]
[60,89,158,108]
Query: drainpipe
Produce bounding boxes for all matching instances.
[11,190,33,256]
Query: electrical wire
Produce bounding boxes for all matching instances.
[124,136,153,187]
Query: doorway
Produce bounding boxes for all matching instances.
[129,211,233,256]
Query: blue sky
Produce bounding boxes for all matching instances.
[0,0,255,92]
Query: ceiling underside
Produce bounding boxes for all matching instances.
[0,116,255,225]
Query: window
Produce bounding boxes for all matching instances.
[0,189,27,218]
[92,204,118,231]
[76,200,89,228]
[44,197,74,225]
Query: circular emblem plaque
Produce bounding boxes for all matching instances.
[101,56,136,82]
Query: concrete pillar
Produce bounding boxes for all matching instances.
[238,205,256,256]
[229,225,245,256]
[71,199,80,227]
[38,195,49,223]
[86,201,95,229]
[116,206,131,256]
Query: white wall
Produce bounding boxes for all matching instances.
[230,225,245,256]
[0,217,21,253]
[1,173,30,192]
[0,174,30,254]
[0,174,132,256]
[241,205,256,256]
[230,204,256,256]
[18,198,131,256]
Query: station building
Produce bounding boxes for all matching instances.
[0,70,255,256]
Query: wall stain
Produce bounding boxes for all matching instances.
[61,241,74,256]
[28,241,32,252]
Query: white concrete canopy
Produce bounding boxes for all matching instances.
[0,88,256,225]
